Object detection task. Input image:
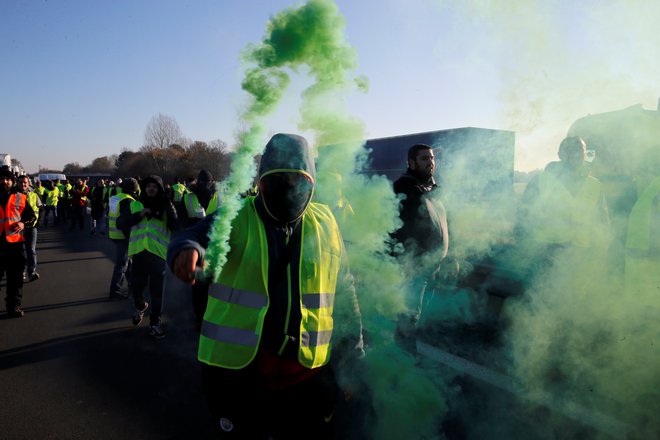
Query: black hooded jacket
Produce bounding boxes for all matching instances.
[167,134,363,370]
[117,175,180,238]
[392,169,448,258]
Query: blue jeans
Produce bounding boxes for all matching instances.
[42,206,58,226]
[24,227,38,276]
[109,239,130,295]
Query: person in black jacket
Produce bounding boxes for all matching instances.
[118,175,180,338]
[167,134,363,438]
[179,169,220,330]
[392,144,449,352]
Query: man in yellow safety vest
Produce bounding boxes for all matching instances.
[107,178,139,299]
[118,175,180,338]
[168,134,364,438]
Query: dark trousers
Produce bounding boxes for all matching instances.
[191,281,209,330]
[70,205,85,230]
[1,244,26,308]
[200,362,338,439]
[129,251,165,326]
[42,206,58,226]
[23,227,38,276]
[109,239,130,295]
[58,200,68,222]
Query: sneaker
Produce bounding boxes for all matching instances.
[149,324,166,339]
[132,302,149,326]
[7,306,25,318]
[29,272,40,282]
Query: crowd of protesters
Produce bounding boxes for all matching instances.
[2,130,657,438]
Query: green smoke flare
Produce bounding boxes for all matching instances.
[204,1,447,438]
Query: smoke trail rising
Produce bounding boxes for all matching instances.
[205,1,448,437]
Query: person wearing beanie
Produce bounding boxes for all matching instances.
[118,175,180,338]
[106,178,139,299]
[179,169,221,330]
[167,134,364,438]
[1,167,36,317]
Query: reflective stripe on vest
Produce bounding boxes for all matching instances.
[127,200,170,259]
[108,193,134,239]
[0,193,27,243]
[198,197,342,370]
[532,172,602,247]
[184,193,219,218]
[208,284,269,309]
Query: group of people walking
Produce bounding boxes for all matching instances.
[2,131,657,439]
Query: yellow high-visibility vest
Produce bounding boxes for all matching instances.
[127,200,170,259]
[530,171,603,247]
[108,193,135,240]
[198,197,342,370]
[183,192,219,218]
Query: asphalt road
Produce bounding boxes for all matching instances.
[0,222,215,440]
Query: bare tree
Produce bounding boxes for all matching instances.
[143,113,183,150]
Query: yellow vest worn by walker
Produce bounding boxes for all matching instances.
[183,192,219,218]
[171,183,187,203]
[26,192,40,225]
[198,197,342,370]
[531,171,603,247]
[127,200,170,259]
[624,176,660,297]
[45,187,60,207]
[108,193,135,240]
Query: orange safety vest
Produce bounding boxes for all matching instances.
[0,193,27,243]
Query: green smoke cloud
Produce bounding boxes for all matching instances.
[205,1,447,438]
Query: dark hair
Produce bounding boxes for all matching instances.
[407,143,442,164]
[558,136,586,160]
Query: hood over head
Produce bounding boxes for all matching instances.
[258,133,315,181]
[197,169,213,183]
[140,175,165,195]
[258,133,316,224]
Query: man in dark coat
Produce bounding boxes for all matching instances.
[392,144,449,351]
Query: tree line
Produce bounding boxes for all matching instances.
[42,113,233,183]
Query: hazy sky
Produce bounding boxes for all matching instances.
[2,0,658,173]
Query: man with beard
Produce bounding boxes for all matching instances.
[1,167,36,317]
[168,134,364,439]
[392,144,449,353]
[17,175,42,281]
[180,169,221,330]
[118,175,180,338]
